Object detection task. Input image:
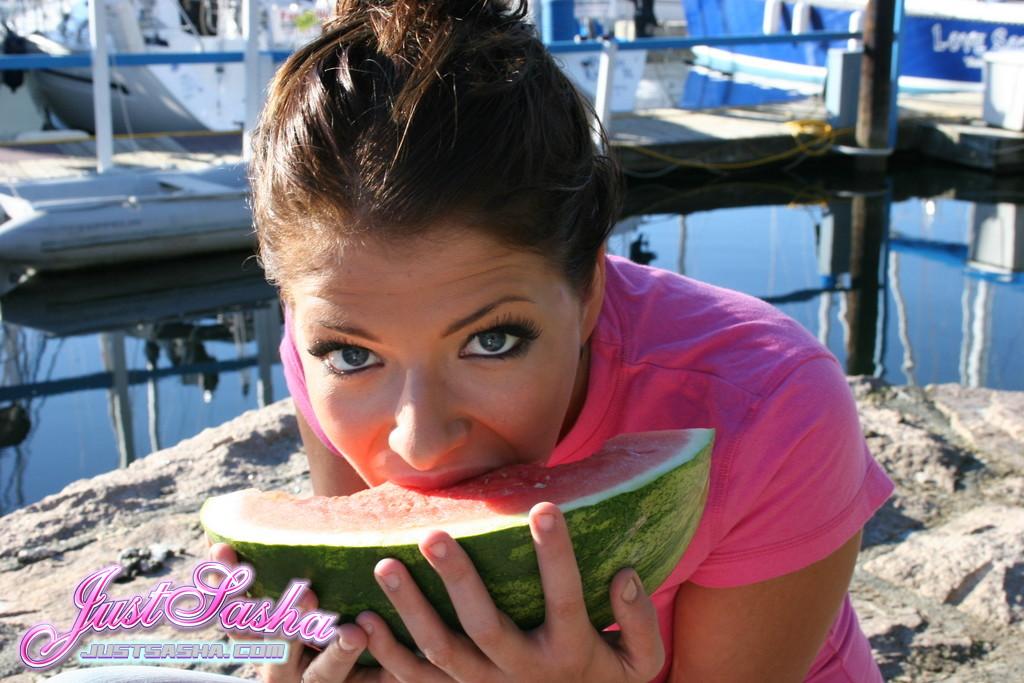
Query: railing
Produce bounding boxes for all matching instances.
[1,0,892,174]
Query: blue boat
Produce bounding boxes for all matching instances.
[683,0,1024,92]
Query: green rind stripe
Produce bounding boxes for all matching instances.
[203,433,713,655]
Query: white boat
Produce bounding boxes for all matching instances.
[0,162,252,268]
[684,0,1024,93]
[1,0,329,133]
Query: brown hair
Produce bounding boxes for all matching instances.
[249,0,622,296]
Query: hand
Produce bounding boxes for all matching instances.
[354,501,666,682]
[205,539,370,682]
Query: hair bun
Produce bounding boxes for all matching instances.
[328,0,527,54]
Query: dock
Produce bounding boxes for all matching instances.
[1,92,1020,184]
[611,91,1024,175]
[0,131,244,180]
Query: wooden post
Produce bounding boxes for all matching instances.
[855,0,896,174]
[254,303,280,409]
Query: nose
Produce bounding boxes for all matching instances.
[387,368,470,471]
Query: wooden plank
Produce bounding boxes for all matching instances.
[0,132,244,181]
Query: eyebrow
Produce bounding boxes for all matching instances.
[316,295,535,342]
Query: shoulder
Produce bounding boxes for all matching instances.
[600,255,835,400]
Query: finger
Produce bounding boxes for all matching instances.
[205,542,263,642]
[418,531,526,671]
[261,644,314,683]
[606,568,665,681]
[208,542,239,568]
[355,611,450,683]
[298,623,368,683]
[372,558,492,680]
[261,591,321,680]
[529,503,591,634]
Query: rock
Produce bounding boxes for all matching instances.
[0,400,308,681]
[859,400,970,495]
[854,388,981,553]
[863,506,1024,628]
[15,547,56,566]
[0,400,305,568]
[850,570,998,683]
[114,543,179,582]
[926,384,1024,473]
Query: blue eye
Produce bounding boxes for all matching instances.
[461,318,540,359]
[324,345,381,374]
[464,330,519,356]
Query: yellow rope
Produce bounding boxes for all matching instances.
[624,119,856,172]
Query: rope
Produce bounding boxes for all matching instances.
[622,119,857,173]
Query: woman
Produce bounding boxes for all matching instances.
[214,0,895,680]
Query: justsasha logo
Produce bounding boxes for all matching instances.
[19,561,339,670]
[78,640,288,664]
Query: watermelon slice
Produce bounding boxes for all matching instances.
[200,428,712,652]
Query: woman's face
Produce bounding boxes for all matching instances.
[289,225,605,490]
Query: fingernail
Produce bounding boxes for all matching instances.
[380,572,401,591]
[356,615,374,635]
[622,575,640,603]
[428,541,448,559]
[338,631,357,652]
[537,513,554,532]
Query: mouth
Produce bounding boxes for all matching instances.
[387,464,497,490]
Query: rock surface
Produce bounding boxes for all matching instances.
[0,380,1022,681]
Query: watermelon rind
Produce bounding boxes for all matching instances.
[201,428,713,655]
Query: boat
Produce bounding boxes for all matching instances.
[683,0,1024,93]
[1,0,329,134]
[0,161,252,270]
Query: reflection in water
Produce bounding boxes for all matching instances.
[888,252,917,386]
[1,323,58,511]
[0,303,283,512]
[629,234,658,266]
[101,332,134,467]
[0,404,30,448]
[0,250,282,514]
[962,278,994,389]
[145,339,161,452]
[844,191,888,377]
[970,204,1024,276]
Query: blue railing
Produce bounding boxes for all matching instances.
[0,49,303,70]
[546,31,860,54]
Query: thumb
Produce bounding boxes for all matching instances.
[208,542,239,567]
[609,568,665,681]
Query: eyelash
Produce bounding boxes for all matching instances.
[462,314,541,360]
[306,314,542,376]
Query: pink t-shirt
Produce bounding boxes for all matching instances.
[280,255,893,682]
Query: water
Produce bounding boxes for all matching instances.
[0,251,284,514]
[1,172,1022,515]
[608,177,1024,390]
